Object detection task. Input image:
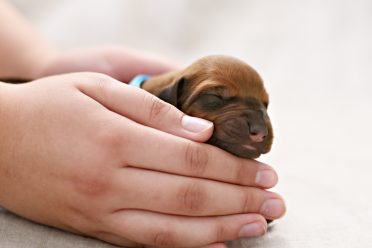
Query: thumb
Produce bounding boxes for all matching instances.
[77,73,214,142]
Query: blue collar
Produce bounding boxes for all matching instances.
[128,74,150,88]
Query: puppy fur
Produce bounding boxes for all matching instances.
[142,55,273,159]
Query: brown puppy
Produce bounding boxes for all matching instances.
[142,55,273,159]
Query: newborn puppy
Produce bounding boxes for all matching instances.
[141,55,273,159]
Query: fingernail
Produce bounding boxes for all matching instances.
[255,170,278,187]
[260,198,285,219]
[239,222,266,238]
[182,115,213,133]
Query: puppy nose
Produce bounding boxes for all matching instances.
[250,132,266,142]
[249,124,268,143]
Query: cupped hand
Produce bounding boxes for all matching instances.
[0,73,285,248]
[35,46,181,82]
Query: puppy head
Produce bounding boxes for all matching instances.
[156,55,273,159]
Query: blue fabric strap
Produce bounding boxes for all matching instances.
[128,74,150,88]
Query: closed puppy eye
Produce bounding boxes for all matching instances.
[199,93,225,108]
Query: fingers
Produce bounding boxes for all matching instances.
[77,73,214,143]
[118,119,277,188]
[111,167,285,219]
[76,72,277,188]
[76,73,276,188]
[105,210,267,248]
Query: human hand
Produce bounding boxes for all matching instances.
[0,73,285,248]
[35,46,180,82]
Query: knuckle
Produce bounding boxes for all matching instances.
[151,231,175,247]
[234,160,249,185]
[89,72,113,87]
[215,223,228,241]
[184,142,208,176]
[90,72,113,84]
[177,181,205,213]
[90,73,114,101]
[95,125,123,152]
[241,189,259,213]
[144,94,172,124]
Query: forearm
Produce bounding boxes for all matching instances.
[0,0,57,79]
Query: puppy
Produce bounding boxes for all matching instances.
[141,55,273,159]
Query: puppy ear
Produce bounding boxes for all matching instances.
[158,77,186,108]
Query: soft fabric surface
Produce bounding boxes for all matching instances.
[1,0,372,247]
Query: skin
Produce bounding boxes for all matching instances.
[0,1,286,247]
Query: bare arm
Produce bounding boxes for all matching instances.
[0,0,57,78]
